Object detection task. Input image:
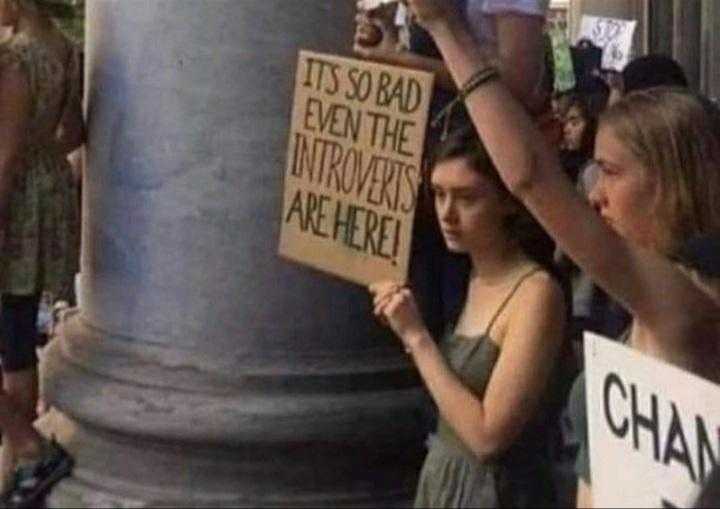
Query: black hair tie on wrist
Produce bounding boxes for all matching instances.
[431,66,500,141]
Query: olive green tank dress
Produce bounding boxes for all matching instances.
[414,269,557,508]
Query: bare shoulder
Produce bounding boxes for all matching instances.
[509,270,566,321]
[492,269,566,346]
[520,270,564,302]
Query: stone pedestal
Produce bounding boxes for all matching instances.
[41,1,426,506]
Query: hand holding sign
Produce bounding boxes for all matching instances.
[369,280,428,351]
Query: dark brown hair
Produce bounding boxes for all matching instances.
[430,126,559,276]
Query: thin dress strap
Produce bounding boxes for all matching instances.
[484,267,542,338]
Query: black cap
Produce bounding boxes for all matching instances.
[622,54,688,93]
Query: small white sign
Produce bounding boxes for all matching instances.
[578,15,637,70]
[585,332,720,508]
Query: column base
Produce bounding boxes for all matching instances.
[39,312,427,507]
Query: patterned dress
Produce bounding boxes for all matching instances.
[0,32,80,300]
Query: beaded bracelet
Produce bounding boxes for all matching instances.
[431,65,500,141]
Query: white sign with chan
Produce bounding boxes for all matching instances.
[578,15,637,71]
[585,333,720,508]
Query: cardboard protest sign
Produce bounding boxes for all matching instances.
[585,333,720,508]
[578,15,637,71]
[278,51,433,286]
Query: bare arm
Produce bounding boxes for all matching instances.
[354,6,548,110]
[374,275,565,460]
[408,6,718,355]
[0,62,31,226]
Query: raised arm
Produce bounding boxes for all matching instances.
[405,2,719,352]
[354,3,546,111]
[371,275,565,459]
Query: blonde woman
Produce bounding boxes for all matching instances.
[0,0,81,505]
[402,1,720,507]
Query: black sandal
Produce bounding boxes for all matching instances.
[1,439,74,509]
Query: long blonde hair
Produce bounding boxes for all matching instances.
[600,87,720,257]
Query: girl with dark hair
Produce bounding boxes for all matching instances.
[558,92,631,343]
[401,2,720,507]
[370,126,566,508]
[562,94,595,156]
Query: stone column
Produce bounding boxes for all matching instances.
[40,1,426,506]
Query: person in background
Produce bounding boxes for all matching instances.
[604,53,688,107]
[551,91,572,124]
[354,0,549,112]
[565,55,690,346]
[401,2,720,508]
[354,0,551,340]
[560,91,631,343]
[559,93,595,178]
[370,126,567,508]
[0,0,83,505]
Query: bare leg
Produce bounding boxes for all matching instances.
[3,368,38,423]
[0,371,42,491]
[0,393,41,459]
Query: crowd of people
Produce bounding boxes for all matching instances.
[359,0,720,508]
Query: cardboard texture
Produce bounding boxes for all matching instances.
[278,51,434,286]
